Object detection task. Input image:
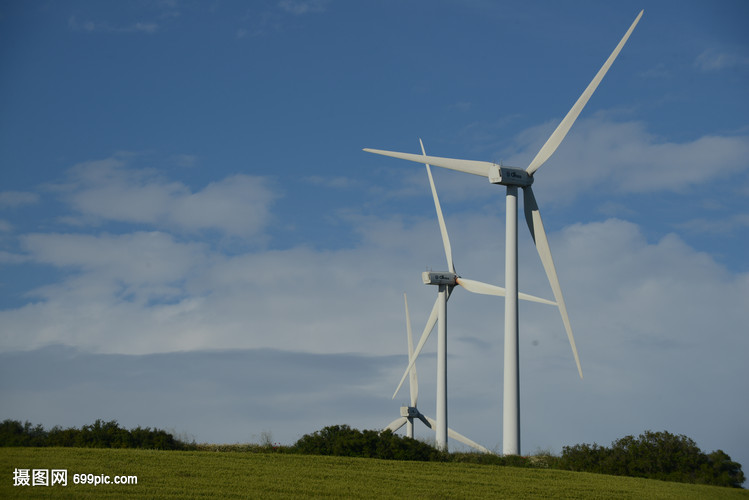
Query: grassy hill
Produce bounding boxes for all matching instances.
[2,447,747,499]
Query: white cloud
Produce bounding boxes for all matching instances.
[500,116,749,204]
[552,219,747,342]
[20,231,206,290]
[132,22,158,33]
[639,63,670,79]
[1,214,747,467]
[68,16,158,34]
[3,213,747,368]
[234,1,328,40]
[0,191,39,208]
[596,201,636,218]
[677,213,749,235]
[0,210,496,354]
[56,155,278,239]
[0,250,28,263]
[169,154,199,168]
[695,49,749,71]
[278,0,329,16]
[169,175,277,238]
[304,175,357,189]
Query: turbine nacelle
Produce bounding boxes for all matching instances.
[400,406,422,419]
[488,165,534,187]
[422,271,457,286]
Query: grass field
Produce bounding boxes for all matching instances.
[2,447,747,499]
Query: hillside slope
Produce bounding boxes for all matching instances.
[2,448,747,499]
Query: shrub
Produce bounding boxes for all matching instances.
[292,425,446,461]
[560,430,744,488]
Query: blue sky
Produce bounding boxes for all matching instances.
[1,0,748,472]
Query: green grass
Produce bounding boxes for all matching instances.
[2,447,747,499]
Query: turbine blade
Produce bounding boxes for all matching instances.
[418,413,434,429]
[393,295,439,399]
[424,416,490,453]
[526,10,643,175]
[404,293,418,408]
[523,187,583,378]
[384,417,408,433]
[456,277,556,306]
[420,139,455,274]
[364,148,493,178]
[448,429,492,454]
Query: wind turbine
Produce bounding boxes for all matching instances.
[384,293,491,454]
[391,140,555,451]
[366,11,643,455]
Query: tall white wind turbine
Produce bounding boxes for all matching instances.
[366,11,643,455]
[391,140,555,452]
[384,293,490,454]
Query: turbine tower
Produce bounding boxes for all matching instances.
[384,293,490,454]
[366,11,643,455]
[392,140,555,451]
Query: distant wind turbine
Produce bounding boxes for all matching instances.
[384,293,490,454]
[367,11,644,455]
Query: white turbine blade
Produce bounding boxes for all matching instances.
[424,416,490,454]
[420,139,455,274]
[364,148,493,178]
[393,295,439,399]
[448,429,491,454]
[526,10,644,175]
[523,187,583,378]
[404,293,418,408]
[456,277,556,306]
[384,416,408,433]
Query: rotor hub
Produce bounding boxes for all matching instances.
[488,165,534,187]
[422,271,457,286]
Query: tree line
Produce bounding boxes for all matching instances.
[291,426,744,488]
[0,419,190,450]
[2,420,744,488]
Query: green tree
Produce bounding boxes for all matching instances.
[293,425,444,461]
[47,426,79,447]
[701,450,746,488]
[560,442,609,474]
[560,430,745,488]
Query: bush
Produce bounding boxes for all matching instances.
[559,443,609,474]
[560,430,744,488]
[292,425,446,461]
